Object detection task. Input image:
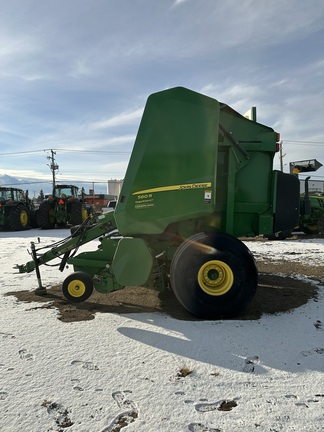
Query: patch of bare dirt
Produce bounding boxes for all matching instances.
[6,255,321,323]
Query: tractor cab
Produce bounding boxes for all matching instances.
[53,185,80,200]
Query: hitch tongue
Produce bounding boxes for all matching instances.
[30,241,47,296]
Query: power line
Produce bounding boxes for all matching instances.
[283,140,324,146]
[0,142,322,158]
[0,148,131,156]
[0,150,46,156]
[45,149,131,154]
[0,181,52,187]
[0,180,114,187]
[1,145,323,159]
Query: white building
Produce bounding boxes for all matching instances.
[107,179,123,197]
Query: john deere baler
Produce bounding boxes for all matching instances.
[16,87,300,318]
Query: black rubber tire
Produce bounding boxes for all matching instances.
[38,202,55,229]
[7,204,30,231]
[3,206,11,229]
[62,272,94,303]
[57,221,67,227]
[170,232,258,319]
[302,224,319,235]
[264,229,293,240]
[29,209,39,228]
[69,202,86,226]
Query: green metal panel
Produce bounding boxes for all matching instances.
[216,104,277,236]
[111,238,153,286]
[115,87,219,235]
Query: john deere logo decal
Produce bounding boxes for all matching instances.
[133,182,212,195]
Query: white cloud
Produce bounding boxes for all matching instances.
[0,168,52,180]
[200,83,265,114]
[0,0,323,182]
[90,108,144,130]
[0,31,44,80]
[68,58,92,79]
[172,0,190,6]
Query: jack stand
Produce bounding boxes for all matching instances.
[30,242,47,296]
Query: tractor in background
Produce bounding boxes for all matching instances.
[291,161,324,235]
[0,187,38,231]
[299,192,324,234]
[298,176,324,234]
[37,184,90,229]
[266,162,324,239]
[296,162,324,235]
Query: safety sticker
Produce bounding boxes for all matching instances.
[204,190,212,204]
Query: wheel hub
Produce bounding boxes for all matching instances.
[49,208,56,224]
[82,208,88,221]
[20,210,28,226]
[198,260,234,296]
[67,280,86,298]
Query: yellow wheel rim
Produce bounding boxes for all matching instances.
[20,210,28,226]
[49,208,55,224]
[82,208,88,221]
[67,280,86,298]
[198,260,234,296]
[306,225,318,232]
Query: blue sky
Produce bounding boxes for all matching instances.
[0,0,324,190]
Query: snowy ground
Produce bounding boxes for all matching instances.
[0,230,323,432]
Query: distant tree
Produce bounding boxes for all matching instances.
[37,189,45,203]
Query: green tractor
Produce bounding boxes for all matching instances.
[0,187,38,231]
[298,177,324,234]
[17,87,300,318]
[265,176,324,239]
[37,184,89,229]
[299,194,324,234]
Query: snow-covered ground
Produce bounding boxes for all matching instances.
[0,230,323,432]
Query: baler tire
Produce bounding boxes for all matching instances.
[170,232,257,319]
[62,272,94,303]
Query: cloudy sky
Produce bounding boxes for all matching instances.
[0,0,324,189]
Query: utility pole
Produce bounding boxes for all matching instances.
[47,149,59,188]
[279,141,286,172]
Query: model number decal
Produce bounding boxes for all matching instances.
[137,193,153,200]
